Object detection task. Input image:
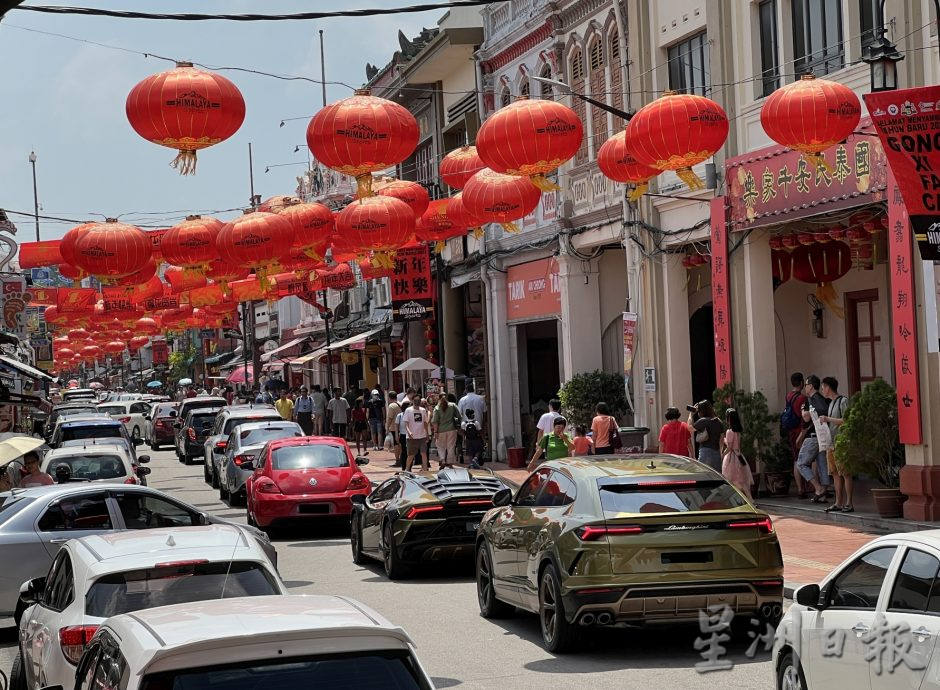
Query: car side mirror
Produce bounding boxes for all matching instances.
[196,512,210,526]
[136,466,152,477]
[138,455,151,464]
[795,583,822,608]
[19,576,46,606]
[355,455,370,466]
[351,494,366,505]
[492,488,513,507]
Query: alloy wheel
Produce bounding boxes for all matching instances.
[780,664,802,690]
[540,571,558,643]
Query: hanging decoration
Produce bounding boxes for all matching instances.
[278,201,335,261]
[71,220,152,281]
[446,193,485,239]
[597,130,660,202]
[126,62,246,175]
[462,168,541,233]
[333,195,416,267]
[791,240,852,318]
[216,211,295,284]
[416,199,466,252]
[439,146,485,190]
[358,257,395,281]
[373,178,431,218]
[161,215,224,273]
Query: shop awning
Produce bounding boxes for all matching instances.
[261,361,284,372]
[304,325,387,362]
[261,335,310,362]
[204,350,232,365]
[0,355,53,382]
[289,353,317,371]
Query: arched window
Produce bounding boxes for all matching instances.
[570,47,587,165]
[609,30,625,130]
[589,37,607,156]
[539,63,553,100]
[520,77,530,98]
[499,84,511,108]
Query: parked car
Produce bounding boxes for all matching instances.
[57,437,149,485]
[145,402,178,450]
[41,444,149,485]
[0,484,278,621]
[48,416,128,450]
[95,400,152,443]
[773,531,940,690]
[173,397,226,460]
[177,407,224,465]
[203,405,281,488]
[51,594,435,690]
[245,437,370,534]
[12,524,286,690]
[476,456,784,652]
[352,467,512,580]
[219,420,303,505]
[61,389,96,403]
[44,404,99,441]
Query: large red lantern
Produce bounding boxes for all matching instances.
[59,222,95,279]
[80,345,102,361]
[625,92,729,190]
[791,241,852,318]
[135,317,160,336]
[439,146,485,190]
[446,193,485,239]
[374,178,430,218]
[161,215,223,271]
[106,260,157,287]
[72,220,152,280]
[216,212,295,277]
[306,89,419,197]
[129,335,150,351]
[205,259,250,287]
[279,202,334,261]
[462,169,541,233]
[126,62,246,175]
[475,99,583,191]
[760,74,861,170]
[103,341,126,355]
[597,130,660,201]
[334,196,416,266]
[416,199,466,251]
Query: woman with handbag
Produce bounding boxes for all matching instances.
[688,401,724,471]
[590,402,622,455]
[720,408,753,499]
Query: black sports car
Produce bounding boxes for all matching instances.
[350,467,513,579]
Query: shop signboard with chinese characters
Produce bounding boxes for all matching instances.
[866,86,940,260]
[2,276,31,337]
[506,258,561,322]
[711,198,732,387]
[151,339,169,366]
[726,126,888,230]
[622,312,637,387]
[887,170,923,445]
[391,245,434,322]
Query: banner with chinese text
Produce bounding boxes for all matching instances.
[622,312,637,388]
[151,339,169,366]
[392,246,434,321]
[711,198,732,387]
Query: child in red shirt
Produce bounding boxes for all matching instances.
[658,407,693,457]
[572,424,594,455]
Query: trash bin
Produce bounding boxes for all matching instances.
[618,427,649,454]
[507,447,526,468]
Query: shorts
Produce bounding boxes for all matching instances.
[369,418,383,434]
[827,448,846,476]
[354,421,368,432]
[407,437,427,456]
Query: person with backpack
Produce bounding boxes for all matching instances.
[781,372,809,497]
[462,408,484,467]
[819,376,852,513]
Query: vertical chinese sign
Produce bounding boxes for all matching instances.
[622,312,637,388]
[392,245,434,321]
[710,197,732,387]
[151,339,169,367]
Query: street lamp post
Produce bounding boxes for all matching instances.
[861,3,904,93]
[28,151,39,241]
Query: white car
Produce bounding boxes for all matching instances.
[96,400,152,443]
[774,531,940,690]
[42,444,148,485]
[51,594,434,690]
[61,389,96,403]
[12,524,287,690]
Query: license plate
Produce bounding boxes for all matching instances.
[467,522,481,531]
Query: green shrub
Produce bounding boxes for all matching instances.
[712,383,776,464]
[835,378,904,488]
[558,370,628,428]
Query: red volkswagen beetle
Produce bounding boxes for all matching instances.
[245,436,371,532]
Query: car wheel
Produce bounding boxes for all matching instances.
[229,487,244,507]
[539,563,579,654]
[10,650,26,690]
[219,482,229,501]
[351,514,365,565]
[203,461,211,484]
[211,466,220,489]
[150,441,158,451]
[777,651,807,690]
[383,522,407,580]
[477,540,513,618]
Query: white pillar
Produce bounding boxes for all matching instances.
[741,233,779,402]
[557,254,602,380]
[660,254,693,411]
[482,267,516,459]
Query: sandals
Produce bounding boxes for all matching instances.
[824,504,843,513]
[842,505,855,513]
[811,493,828,503]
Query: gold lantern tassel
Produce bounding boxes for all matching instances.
[816,283,845,319]
[434,241,445,254]
[500,222,520,233]
[627,182,649,203]
[355,174,374,198]
[675,167,705,191]
[806,152,833,175]
[530,174,560,192]
[471,226,484,240]
[372,252,395,269]
[170,149,198,176]
[303,248,324,261]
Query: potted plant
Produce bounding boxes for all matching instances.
[762,438,795,497]
[835,378,906,518]
[712,383,776,489]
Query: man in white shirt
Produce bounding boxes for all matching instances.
[311,385,328,435]
[403,401,430,472]
[458,383,487,430]
[535,399,563,447]
[327,390,350,439]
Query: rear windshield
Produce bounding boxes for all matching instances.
[241,426,302,446]
[48,454,126,480]
[86,561,279,618]
[189,413,217,427]
[0,496,36,526]
[598,480,747,514]
[224,415,280,435]
[273,445,348,470]
[61,425,123,442]
[141,651,428,690]
[183,399,226,412]
[57,407,97,418]
[96,406,125,415]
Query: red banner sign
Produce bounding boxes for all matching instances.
[392,246,434,321]
[29,287,58,306]
[506,257,561,321]
[711,197,732,387]
[887,170,923,444]
[18,240,62,269]
[151,339,169,366]
[56,288,96,313]
[141,295,180,311]
[146,228,168,261]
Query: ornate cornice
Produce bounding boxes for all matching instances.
[480,21,554,73]
[559,0,610,32]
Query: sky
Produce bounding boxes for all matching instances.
[0,1,446,243]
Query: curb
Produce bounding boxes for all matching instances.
[756,499,935,534]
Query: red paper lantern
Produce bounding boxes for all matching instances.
[72,220,152,280]
[68,328,90,341]
[597,130,660,201]
[846,229,868,244]
[791,241,852,284]
[334,196,416,265]
[358,257,395,281]
[216,212,295,275]
[814,232,832,244]
[58,263,84,281]
[798,233,816,246]
[829,227,847,241]
[760,74,861,170]
[103,341,126,355]
[425,342,439,355]
[782,235,801,251]
[476,98,583,191]
[446,193,485,239]
[440,146,485,190]
[625,92,729,190]
[416,199,466,250]
[80,345,102,361]
[161,216,223,271]
[106,260,157,287]
[126,62,246,175]
[205,259,250,285]
[462,169,541,233]
[136,317,160,336]
[306,89,419,197]
[44,306,68,326]
[279,202,335,261]
[158,306,194,331]
[768,236,784,251]
[129,335,150,351]
[59,222,95,278]
[374,178,430,218]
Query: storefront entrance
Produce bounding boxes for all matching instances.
[689,305,716,403]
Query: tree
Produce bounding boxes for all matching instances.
[168,344,197,383]
[835,378,903,488]
[558,370,628,428]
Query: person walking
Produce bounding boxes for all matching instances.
[796,375,832,503]
[658,407,694,457]
[275,389,294,421]
[782,371,810,497]
[720,408,753,499]
[819,376,852,513]
[328,389,350,439]
[351,399,369,454]
[404,399,430,472]
[396,400,411,469]
[458,383,486,430]
[311,385,328,435]
[431,395,461,469]
[386,392,401,451]
[528,417,573,471]
[367,390,385,451]
[534,399,562,447]
[461,409,484,467]
[572,425,594,455]
[590,402,619,456]
[293,387,314,435]
[688,401,725,471]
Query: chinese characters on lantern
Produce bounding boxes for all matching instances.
[391,245,434,322]
[710,198,732,388]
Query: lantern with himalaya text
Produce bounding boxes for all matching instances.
[279,201,334,261]
[446,193,484,240]
[462,169,541,233]
[439,146,485,190]
[216,211,295,282]
[625,92,729,191]
[760,74,861,172]
[475,98,583,191]
[597,130,660,202]
[72,220,152,281]
[306,89,419,198]
[373,178,430,218]
[416,199,466,252]
[135,317,160,336]
[334,195,415,267]
[126,62,246,175]
[791,241,852,318]
[161,216,223,272]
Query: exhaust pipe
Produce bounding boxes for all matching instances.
[596,612,613,625]
[579,613,596,626]
[760,604,773,618]
[772,605,782,618]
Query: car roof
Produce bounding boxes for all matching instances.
[541,454,719,479]
[73,525,258,566]
[45,444,131,459]
[58,415,122,426]
[53,402,99,410]
[4,483,154,503]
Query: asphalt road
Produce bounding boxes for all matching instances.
[0,447,778,689]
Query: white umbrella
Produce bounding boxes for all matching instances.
[0,436,47,469]
[178,378,193,386]
[392,357,439,373]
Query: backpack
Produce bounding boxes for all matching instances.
[780,391,801,432]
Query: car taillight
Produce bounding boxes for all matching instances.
[576,525,643,541]
[234,454,253,466]
[457,499,492,506]
[347,473,369,491]
[728,517,775,534]
[405,505,444,519]
[155,419,168,428]
[154,559,210,568]
[124,476,139,485]
[118,416,131,424]
[258,480,280,494]
[187,427,197,441]
[215,441,228,450]
[59,625,98,665]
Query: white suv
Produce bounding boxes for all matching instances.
[51,595,434,690]
[96,400,152,443]
[12,524,286,690]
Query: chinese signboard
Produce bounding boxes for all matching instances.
[623,312,637,388]
[151,339,169,366]
[887,170,923,445]
[711,198,732,388]
[2,277,31,336]
[141,294,180,311]
[56,288,95,313]
[727,127,887,230]
[392,245,434,322]
[866,86,940,260]
[506,258,561,321]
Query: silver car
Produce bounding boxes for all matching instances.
[219,421,304,505]
[204,406,280,489]
[0,484,277,621]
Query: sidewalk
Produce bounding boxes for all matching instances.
[358,448,882,595]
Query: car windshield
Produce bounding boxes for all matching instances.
[154,404,178,417]
[224,415,280,435]
[183,399,226,412]
[598,479,747,514]
[273,445,348,470]
[48,454,126,480]
[86,561,279,618]
[140,651,428,690]
[241,426,301,446]
[97,406,125,415]
[61,425,123,442]
[0,496,36,526]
